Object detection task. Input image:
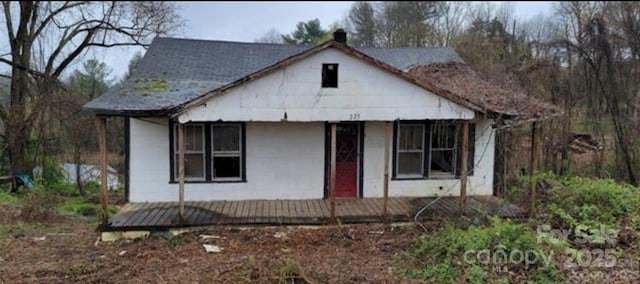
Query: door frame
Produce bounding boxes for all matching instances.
[323,122,364,199]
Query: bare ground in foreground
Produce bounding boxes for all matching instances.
[0,202,425,283]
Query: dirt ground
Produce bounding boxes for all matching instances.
[0,203,425,283]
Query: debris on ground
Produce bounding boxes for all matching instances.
[274,231,287,239]
[118,250,127,256]
[202,244,223,253]
[0,201,422,282]
[199,234,223,240]
[33,236,46,241]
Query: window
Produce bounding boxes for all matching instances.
[322,63,338,88]
[394,121,474,179]
[174,124,205,180]
[396,124,425,177]
[429,123,457,177]
[212,124,242,180]
[170,122,245,183]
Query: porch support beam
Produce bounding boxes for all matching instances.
[459,121,469,215]
[97,117,109,225]
[382,122,391,220]
[329,123,337,222]
[529,122,540,217]
[178,123,186,222]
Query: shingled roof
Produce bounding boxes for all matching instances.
[84,37,559,121]
[84,37,465,116]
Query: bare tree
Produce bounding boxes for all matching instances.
[432,1,469,47]
[0,1,183,177]
[254,28,283,44]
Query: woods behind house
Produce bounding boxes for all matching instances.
[0,1,638,195]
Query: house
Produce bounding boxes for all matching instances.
[85,30,558,226]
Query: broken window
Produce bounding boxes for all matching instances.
[322,63,338,88]
[212,124,242,180]
[429,122,457,177]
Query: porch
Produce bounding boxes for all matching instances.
[105,196,525,230]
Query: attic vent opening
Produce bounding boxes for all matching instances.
[322,63,338,88]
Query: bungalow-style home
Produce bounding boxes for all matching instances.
[85,30,558,227]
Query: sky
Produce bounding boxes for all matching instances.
[2,1,556,81]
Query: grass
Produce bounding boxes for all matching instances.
[58,198,118,218]
[0,190,19,204]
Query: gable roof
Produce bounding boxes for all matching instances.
[83,37,467,116]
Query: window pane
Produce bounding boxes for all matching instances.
[398,152,422,175]
[185,125,203,152]
[213,125,240,151]
[431,124,456,149]
[213,156,241,178]
[430,150,454,174]
[399,125,423,150]
[175,153,204,179]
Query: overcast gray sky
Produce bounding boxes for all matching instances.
[35,1,557,80]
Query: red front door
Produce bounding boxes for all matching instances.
[334,123,359,198]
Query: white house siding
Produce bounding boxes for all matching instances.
[129,118,325,202]
[178,48,474,123]
[362,119,495,197]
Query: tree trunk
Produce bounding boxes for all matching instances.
[7,69,32,177]
[74,146,84,195]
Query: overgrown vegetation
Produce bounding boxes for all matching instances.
[541,175,640,231]
[403,174,640,283]
[402,217,562,283]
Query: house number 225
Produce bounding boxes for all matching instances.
[349,113,360,120]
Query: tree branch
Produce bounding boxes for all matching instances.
[0,57,47,77]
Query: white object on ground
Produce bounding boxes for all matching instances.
[203,244,222,253]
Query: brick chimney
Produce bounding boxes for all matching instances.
[333,29,347,44]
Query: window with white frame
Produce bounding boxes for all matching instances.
[212,124,242,180]
[174,124,205,180]
[394,121,472,179]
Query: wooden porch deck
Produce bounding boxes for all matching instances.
[105,196,525,230]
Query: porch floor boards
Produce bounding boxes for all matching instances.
[106,196,526,230]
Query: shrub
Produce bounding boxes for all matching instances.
[19,189,59,221]
[541,175,640,236]
[83,180,101,194]
[59,198,118,218]
[0,190,20,204]
[403,217,562,283]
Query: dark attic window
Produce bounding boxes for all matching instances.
[322,63,338,88]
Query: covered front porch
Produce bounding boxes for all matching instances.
[104,196,525,230]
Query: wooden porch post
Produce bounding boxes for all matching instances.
[178,123,186,222]
[459,121,469,215]
[382,122,391,220]
[96,117,109,225]
[529,122,540,216]
[329,123,337,222]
